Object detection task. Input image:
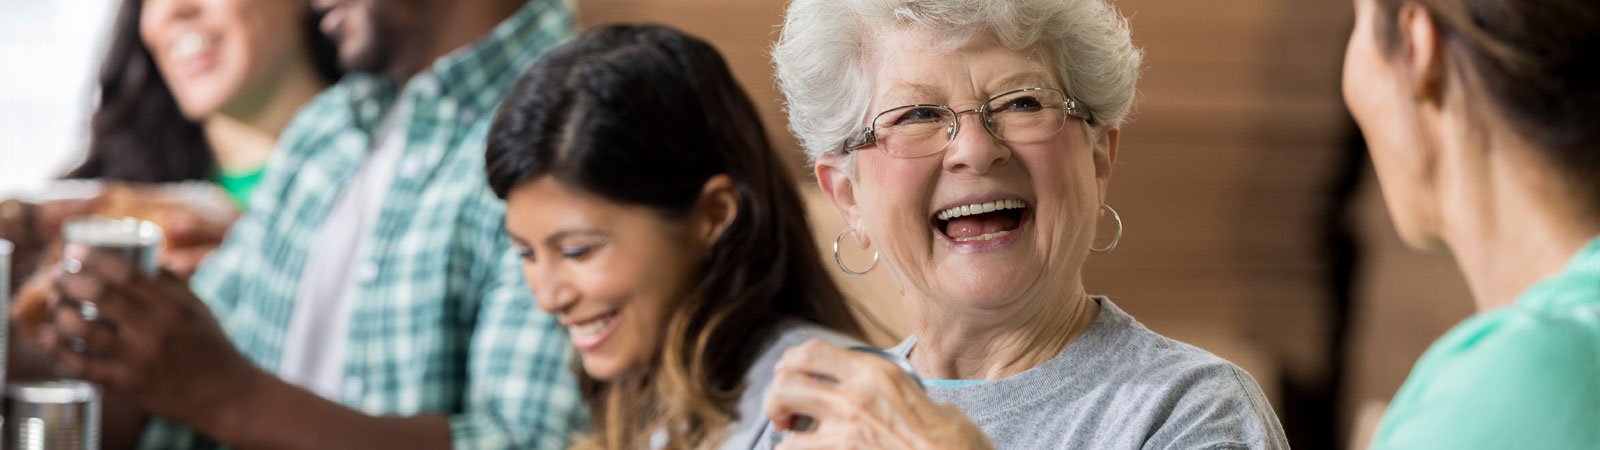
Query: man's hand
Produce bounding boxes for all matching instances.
[44,265,265,434]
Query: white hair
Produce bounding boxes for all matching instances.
[773,0,1144,164]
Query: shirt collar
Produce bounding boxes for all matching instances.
[1515,234,1600,313]
[424,0,572,111]
[340,0,573,132]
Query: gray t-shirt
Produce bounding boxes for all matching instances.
[722,322,860,450]
[890,297,1289,449]
[646,322,858,449]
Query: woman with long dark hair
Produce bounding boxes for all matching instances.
[1,0,342,282]
[486,24,866,449]
[72,0,340,199]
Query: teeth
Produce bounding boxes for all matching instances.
[935,199,1026,221]
[569,313,615,337]
[955,230,1015,242]
[172,32,213,60]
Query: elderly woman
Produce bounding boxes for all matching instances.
[762,0,1289,448]
[1344,0,1600,447]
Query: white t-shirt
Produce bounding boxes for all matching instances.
[278,101,409,400]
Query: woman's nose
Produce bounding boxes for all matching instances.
[942,113,1012,175]
[531,272,579,313]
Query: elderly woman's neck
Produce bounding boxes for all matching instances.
[907,289,1100,380]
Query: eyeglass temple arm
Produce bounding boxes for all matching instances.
[842,127,875,152]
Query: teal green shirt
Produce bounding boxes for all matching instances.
[1373,236,1600,449]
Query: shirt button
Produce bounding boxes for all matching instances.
[399,158,423,178]
[343,378,365,397]
[357,263,380,283]
[416,77,441,97]
[359,101,381,121]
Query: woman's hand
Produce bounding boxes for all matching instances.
[151,207,232,280]
[11,271,56,344]
[91,184,238,280]
[763,339,994,450]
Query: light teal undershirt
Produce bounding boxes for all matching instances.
[923,379,987,388]
[1372,235,1600,449]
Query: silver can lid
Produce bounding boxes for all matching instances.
[62,216,162,248]
[7,380,98,404]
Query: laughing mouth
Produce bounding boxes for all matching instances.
[172,32,214,61]
[932,198,1030,242]
[568,311,617,337]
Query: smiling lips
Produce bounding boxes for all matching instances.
[933,198,1029,242]
[170,31,217,76]
[566,310,620,351]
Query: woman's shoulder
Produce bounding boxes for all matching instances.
[1425,294,1600,372]
[1092,300,1288,447]
[723,321,860,450]
[750,321,862,372]
[1095,299,1264,382]
[1374,303,1600,449]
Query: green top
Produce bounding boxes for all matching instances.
[215,166,265,208]
[1373,235,1600,449]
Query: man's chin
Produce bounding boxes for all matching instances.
[338,48,385,74]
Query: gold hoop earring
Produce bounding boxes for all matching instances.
[1091,204,1123,253]
[833,228,879,277]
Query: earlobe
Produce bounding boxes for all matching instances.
[815,154,862,230]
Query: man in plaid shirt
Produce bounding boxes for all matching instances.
[38,0,585,448]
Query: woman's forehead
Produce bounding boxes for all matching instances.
[868,33,1054,96]
[875,67,1056,105]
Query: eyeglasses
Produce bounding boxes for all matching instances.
[841,87,1094,159]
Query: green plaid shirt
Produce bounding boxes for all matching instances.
[140,2,584,449]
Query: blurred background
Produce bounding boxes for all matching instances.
[0,0,1478,448]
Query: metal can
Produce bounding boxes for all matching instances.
[58,217,162,324]
[1,238,11,392]
[781,335,925,437]
[3,380,101,450]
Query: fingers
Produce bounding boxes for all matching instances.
[776,433,851,450]
[764,367,853,431]
[159,245,213,280]
[132,269,200,314]
[49,342,135,390]
[53,270,151,322]
[12,272,57,342]
[156,209,227,248]
[49,303,119,357]
[774,339,921,403]
[35,198,94,239]
[773,339,872,384]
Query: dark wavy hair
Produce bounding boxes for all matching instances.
[68,0,341,183]
[485,24,865,449]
